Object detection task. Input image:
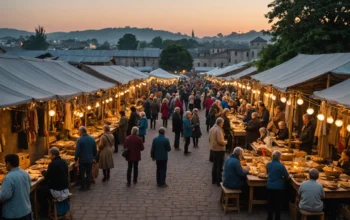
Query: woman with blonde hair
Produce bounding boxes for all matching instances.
[161,98,169,128]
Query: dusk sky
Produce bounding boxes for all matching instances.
[2,0,272,37]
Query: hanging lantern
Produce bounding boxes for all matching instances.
[347,125,350,132]
[297,98,304,105]
[49,109,56,117]
[306,108,314,115]
[79,112,84,118]
[335,119,344,127]
[272,95,276,100]
[95,102,100,108]
[87,105,91,110]
[317,114,325,121]
[281,97,287,103]
[326,116,334,124]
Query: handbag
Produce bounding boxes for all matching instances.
[122,149,129,159]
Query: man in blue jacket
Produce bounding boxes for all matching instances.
[223,147,249,189]
[183,111,193,155]
[151,127,171,188]
[75,126,97,191]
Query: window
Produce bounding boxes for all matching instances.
[214,63,217,67]
[217,49,219,53]
[204,63,207,67]
[221,63,224,68]
[257,43,259,47]
[198,62,200,67]
[247,52,249,57]
[229,57,231,63]
[252,51,255,57]
[235,51,237,56]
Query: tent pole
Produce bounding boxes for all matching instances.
[84,95,88,127]
[288,93,294,150]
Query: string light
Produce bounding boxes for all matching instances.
[264,93,270,97]
[95,102,100,108]
[120,92,124,96]
[347,125,350,132]
[297,98,304,105]
[109,97,113,101]
[79,112,84,118]
[87,105,91,110]
[317,114,325,121]
[49,109,56,117]
[271,95,276,100]
[257,91,261,94]
[306,108,314,115]
[335,119,344,127]
[115,94,119,98]
[106,99,109,103]
[326,116,334,124]
[252,90,256,94]
[281,97,287,103]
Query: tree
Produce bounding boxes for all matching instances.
[138,41,149,48]
[117,33,139,50]
[217,33,224,38]
[257,0,350,71]
[159,44,193,72]
[96,41,110,50]
[22,26,49,50]
[150,36,163,48]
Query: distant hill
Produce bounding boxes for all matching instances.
[0,27,270,44]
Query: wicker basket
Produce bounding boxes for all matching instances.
[281,153,295,161]
[323,167,342,178]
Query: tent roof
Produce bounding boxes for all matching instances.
[83,65,148,84]
[231,67,257,80]
[214,64,244,77]
[251,53,350,91]
[313,79,350,107]
[57,55,112,63]
[0,55,115,108]
[149,68,180,79]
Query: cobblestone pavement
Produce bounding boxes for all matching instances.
[71,110,291,220]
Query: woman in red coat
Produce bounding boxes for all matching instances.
[124,126,145,186]
[161,98,169,128]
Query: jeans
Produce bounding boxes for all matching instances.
[174,132,180,148]
[156,160,168,186]
[79,162,93,188]
[3,213,33,220]
[162,119,168,127]
[184,101,189,111]
[184,137,190,153]
[267,189,283,220]
[212,151,225,185]
[127,161,139,184]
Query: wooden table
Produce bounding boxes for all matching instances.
[246,174,268,214]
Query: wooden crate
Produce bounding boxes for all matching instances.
[16,153,30,169]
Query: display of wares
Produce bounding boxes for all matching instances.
[323,183,338,190]
[340,181,350,189]
[35,158,51,164]
[258,173,268,179]
[311,156,324,163]
[323,166,343,178]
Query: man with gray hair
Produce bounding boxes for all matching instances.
[299,113,315,154]
[183,111,193,155]
[75,126,97,191]
[243,103,256,123]
[223,147,249,190]
[298,168,324,212]
[172,107,182,150]
[151,127,171,187]
[245,111,261,148]
[209,117,227,186]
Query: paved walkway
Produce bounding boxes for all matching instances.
[71,110,291,220]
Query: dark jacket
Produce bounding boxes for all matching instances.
[183,117,193,137]
[275,128,289,140]
[125,135,145,161]
[259,108,270,128]
[75,134,97,164]
[42,156,68,191]
[267,159,289,190]
[127,111,140,136]
[172,112,183,133]
[299,122,315,154]
[194,96,202,110]
[338,160,350,176]
[243,108,256,123]
[245,118,261,144]
[223,155,248,189]
[143,99,152,119]
[138,117,148,136]
[209,104,219,127]
[151,102,160,116]
[222,116,231,134]
[151,134,171,160]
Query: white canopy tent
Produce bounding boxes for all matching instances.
[313,79,350,107]
[230,67,257,80]
[149,68,180,79]
[251,53,350,91]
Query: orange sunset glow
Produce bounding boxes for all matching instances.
[1,0,272,37]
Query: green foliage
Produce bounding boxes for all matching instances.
[160,38,201,49]
[22,26,49,50]
[117,33,139,50]
[138,41,149,48]
[96,41,110,50]
[257,0,350,71]
[150,36,163,48]
[159,44,193,72]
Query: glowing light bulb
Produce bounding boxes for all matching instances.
[335,119,343,127]
[49,109,56,117]
[87,105,91,110]
[115,94,119,98]
[95,102,100,108]
[120,92,124,96]
[272,95,276,100]
[109,97,113,101]
[297,98,304,105]
[306,108,314,115]
[281,97,287,103]
[106,99,109,103]
[326,116,334,124]
[317,114,325,121]
[252,90,256,94]
[287,99,291,105]
[264,93,269,97]
[347,125,350,132]
[79,112,84,118]
[257,91,261,94]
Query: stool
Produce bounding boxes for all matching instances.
[220,183,241,215]
[48,193,73,220]
[299,209,324,220]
